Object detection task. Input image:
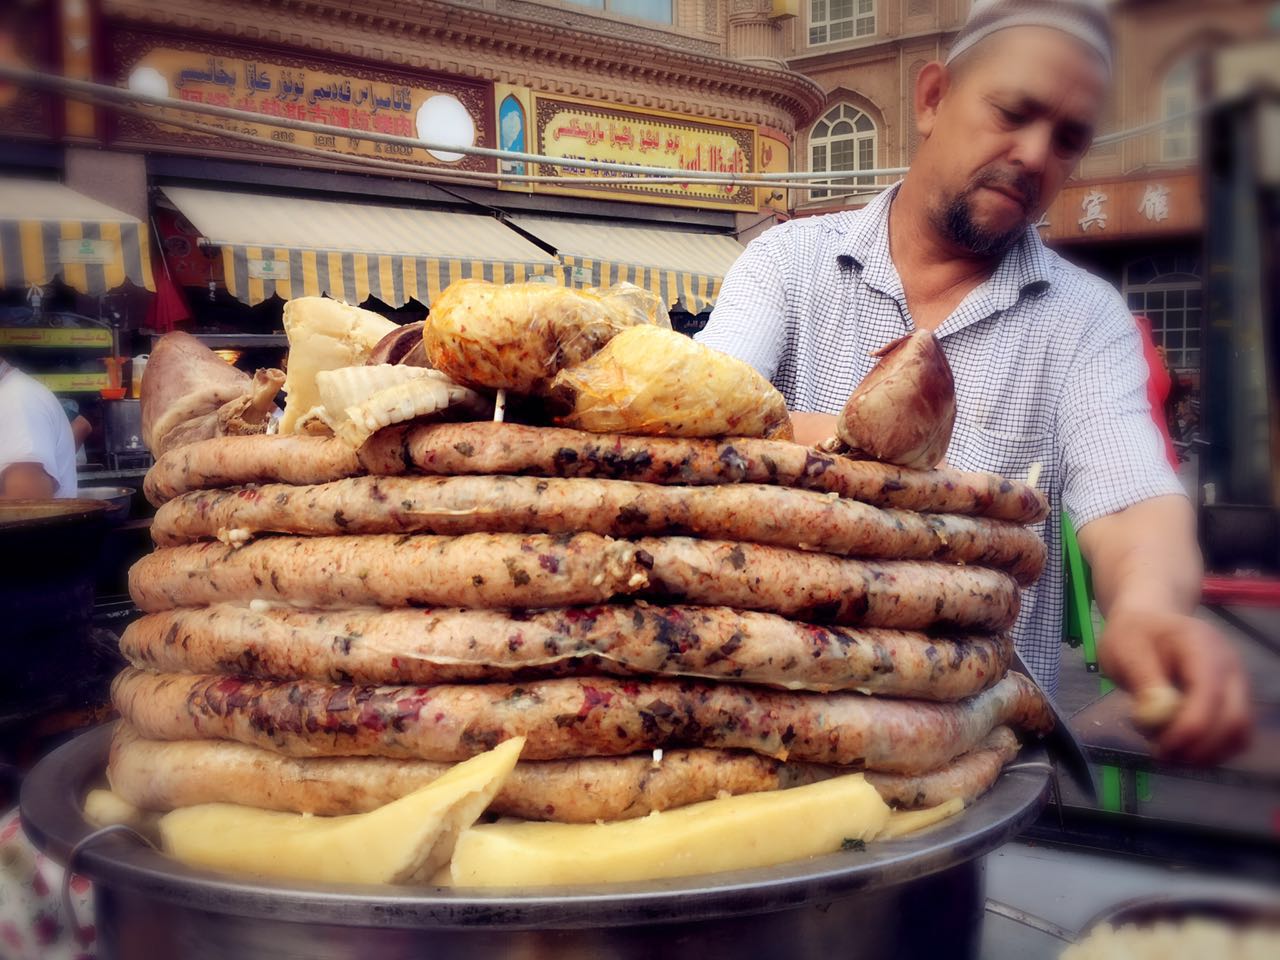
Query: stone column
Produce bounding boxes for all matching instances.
[727,0,787,66]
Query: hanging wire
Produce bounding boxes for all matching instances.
[0,63,1208,196]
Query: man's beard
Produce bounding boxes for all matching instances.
[932,168,1040,258]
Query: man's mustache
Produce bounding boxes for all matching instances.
[968,169,1040,211]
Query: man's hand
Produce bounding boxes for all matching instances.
[1097,608,1251,765]
[1079,496,1253,766]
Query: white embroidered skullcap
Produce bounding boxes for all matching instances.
[946,0,1113,73]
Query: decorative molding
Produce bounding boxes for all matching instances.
[494,0,718,55]
[103,0,826,130]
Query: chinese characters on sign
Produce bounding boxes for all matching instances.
[529,95,757,210]
[1036,173,1199,242]
[114,39,493,173]
[1078,191,1108,232]
[1138,184,1170,222]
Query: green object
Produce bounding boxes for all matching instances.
[1062,512,1123,810]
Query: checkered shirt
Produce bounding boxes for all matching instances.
[697,184,1185,692]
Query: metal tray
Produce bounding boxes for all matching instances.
[22,724,1051,959]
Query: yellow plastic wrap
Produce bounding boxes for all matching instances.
[551,326,793,439]
[424,280,666,395]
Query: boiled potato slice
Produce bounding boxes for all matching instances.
[878,797,965,840]
[448,771,889,887]
[84,788,161,841]
[158,737,523,884]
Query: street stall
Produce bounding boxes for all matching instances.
[0,177,156,475]
[3,4,1279,958]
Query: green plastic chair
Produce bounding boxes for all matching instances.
[1062,513,1150,812]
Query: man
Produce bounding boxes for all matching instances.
[699,0,1250,764]
[0,353,78,499]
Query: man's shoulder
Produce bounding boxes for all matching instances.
[750,208,866,250]
[1039,247,1120,299]
[1036,245,1133,330]
[1,369,63,417]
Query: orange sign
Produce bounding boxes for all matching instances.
[1037,172,1201,243]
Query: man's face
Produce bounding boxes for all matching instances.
[920,27,1108,257]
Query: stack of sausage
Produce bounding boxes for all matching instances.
[108,287,1053,828]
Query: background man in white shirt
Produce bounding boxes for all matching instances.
[0,354,79,499]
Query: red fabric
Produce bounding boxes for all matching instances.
[1201,575,1280,607]
[145,255,192,333]
[1133,314,1179,470]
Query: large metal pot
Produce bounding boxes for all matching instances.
[0,500,107,716]
[22,725,1050,960]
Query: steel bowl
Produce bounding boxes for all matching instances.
[77,486,135,523]
[22,725,1050,960]
[1082,890,1280,934]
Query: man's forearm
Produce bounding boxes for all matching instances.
[1077,495,1202,617]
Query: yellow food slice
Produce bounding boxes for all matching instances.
[84,788,161,840]
[878,797,965,840]
[279,297,397,434]
[448,771,890,888]
[158,737,524,884]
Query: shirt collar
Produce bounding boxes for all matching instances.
[831,181,1054,308]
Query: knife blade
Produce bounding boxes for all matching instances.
[1010,647,1098,803]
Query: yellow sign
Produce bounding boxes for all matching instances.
[528,95,757,210]
[114,41,493,174]
[0,327,113,349]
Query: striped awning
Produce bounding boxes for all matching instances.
[162,188,562,308]
[0,179,155,296]
[510,216,745,314]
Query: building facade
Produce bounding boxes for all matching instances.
[2,0,829,323]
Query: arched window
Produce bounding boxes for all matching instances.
[809,104,877,200]
[1123,254,1202,370]
[1161,56,1198,163]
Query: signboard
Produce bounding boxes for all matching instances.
[33,372,110,394]
[0,327,113,349]
[756,130,792,213]
[248,258,290,281]
[524,94,757,210]
[59,238,117,265]
[109,30,495,175]
[495,83,534,185]
[1037,172,1201,243]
